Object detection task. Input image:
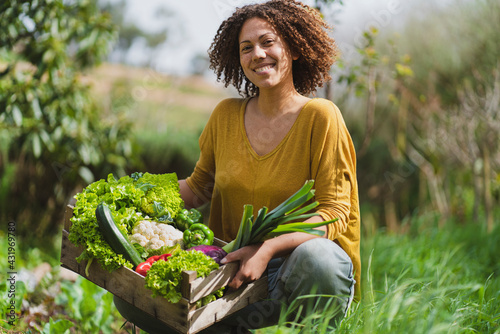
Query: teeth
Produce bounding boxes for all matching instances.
[255,65,273,73]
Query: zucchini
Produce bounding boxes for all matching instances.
[95,202,142,268]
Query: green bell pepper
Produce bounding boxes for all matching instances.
[175,208,203,231]
[183,223,214,248]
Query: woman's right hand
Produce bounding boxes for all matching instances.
[221,243,271,290]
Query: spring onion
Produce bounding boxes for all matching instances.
[222,180,338,253]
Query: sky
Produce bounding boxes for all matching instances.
[120,0,426,76]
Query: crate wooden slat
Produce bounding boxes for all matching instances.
[188,275,268,333]
[60,205,268,334]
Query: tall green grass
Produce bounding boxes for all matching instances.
[133,124,203,179]
[257,219,500,334]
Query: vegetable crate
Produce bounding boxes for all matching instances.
[60,205,268,334]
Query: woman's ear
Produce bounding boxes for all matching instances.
[292,52,300,61]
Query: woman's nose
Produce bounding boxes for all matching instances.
[252,46,266,60]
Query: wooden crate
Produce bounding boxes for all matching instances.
[60,205,268,334]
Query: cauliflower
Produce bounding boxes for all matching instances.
[130,220,184,251]
[137,172,184,219]
[133,221,155,240]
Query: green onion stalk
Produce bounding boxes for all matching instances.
[222,180,338,253]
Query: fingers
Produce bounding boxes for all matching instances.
[228,266,261,289]
[228,270,253,290]
[222,244,266,289]
[220,254,233,264]
[228,274,245,290]
[220,247,243,264]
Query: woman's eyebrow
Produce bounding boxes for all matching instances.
[240,33,276,45]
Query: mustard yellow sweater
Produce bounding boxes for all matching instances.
[186,97,361,298]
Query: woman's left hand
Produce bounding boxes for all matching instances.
[220,243,272,290]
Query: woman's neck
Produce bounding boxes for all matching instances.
[254,86,308,119]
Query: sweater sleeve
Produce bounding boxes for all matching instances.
[309,100,358,240]
[185,98,243,204]
[308,99,361,300]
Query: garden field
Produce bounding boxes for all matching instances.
[1,215,499,333]
[2,0,499,332]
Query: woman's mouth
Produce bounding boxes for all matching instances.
[254,64,274,73]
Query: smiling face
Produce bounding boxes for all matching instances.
[238,17,297,94]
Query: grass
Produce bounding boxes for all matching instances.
[85,63,231,178]
[254,218,500,334]
[133,123,203,179]
[1,216,499,333]
[88,63,229,132]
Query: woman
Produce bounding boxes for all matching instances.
[116,1,360,332]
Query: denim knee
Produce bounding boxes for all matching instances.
[218,239,356,331]
[274,238,355,317]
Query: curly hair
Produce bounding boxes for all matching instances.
[208,0,338,97]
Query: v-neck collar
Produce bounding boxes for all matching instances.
[239,98,311,160]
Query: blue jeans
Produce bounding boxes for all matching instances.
[114,238,355,333]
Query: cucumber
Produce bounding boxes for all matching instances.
[95,202,142,268]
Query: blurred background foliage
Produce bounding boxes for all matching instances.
[333,0,500,234]
[0,0,137,237]
[1,0,497,239]
[0,0,499,332]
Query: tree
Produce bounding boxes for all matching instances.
[314,0,344,101]
[393,0,500,230]
[0,0,138,236]
[100,0,171,67]
[333,0,500,231]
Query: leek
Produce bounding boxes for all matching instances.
[222,180,338,253]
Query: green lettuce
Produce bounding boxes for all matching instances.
[68,172,184,272]
[138,172,184,220]
[144,249,220,304]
